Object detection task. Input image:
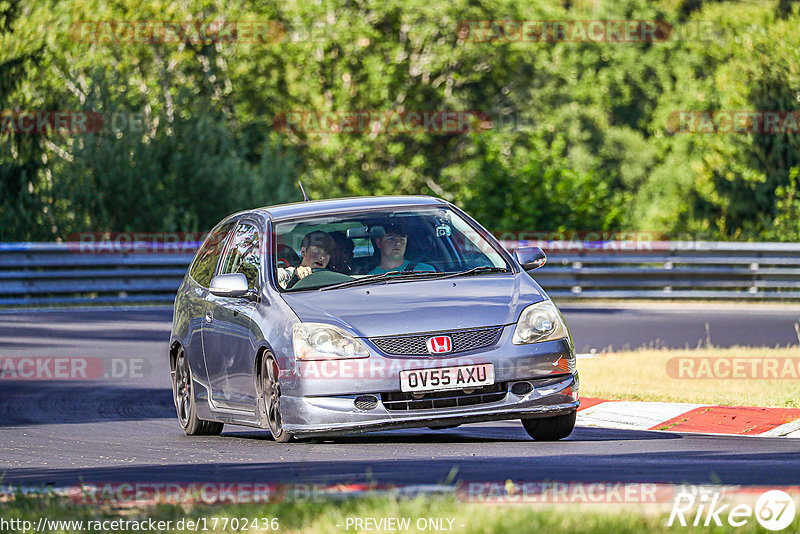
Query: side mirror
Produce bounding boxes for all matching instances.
[209,273,257,300]
[514,247,547,270]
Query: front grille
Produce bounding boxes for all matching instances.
[381,383,507,411]
[370,327,503,356]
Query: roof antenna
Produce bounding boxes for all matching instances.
[297,181,310,201]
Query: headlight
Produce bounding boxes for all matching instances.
[293,323,370,360]
[512,300,569,345]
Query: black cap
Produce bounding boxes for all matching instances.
[301,230,335,254]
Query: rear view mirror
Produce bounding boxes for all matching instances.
[347,226,386,239]
[346,227,367,239]
[514,247,547,270]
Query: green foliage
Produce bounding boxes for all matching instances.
[0,1,51,240]
[1,0,799,241]
[770,167,800,241]
[450,131,620,233]
[8,490,791,534]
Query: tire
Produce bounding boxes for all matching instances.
[260,354,293,443]
[521,411,576,441]
[173,346,224,436]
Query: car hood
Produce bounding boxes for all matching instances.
[279,274,545,338]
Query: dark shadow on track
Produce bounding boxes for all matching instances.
[5,446,800,487]
[0,383,173,427]
[222,425,682,444]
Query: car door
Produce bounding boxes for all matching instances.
[201,220,263,411]
[184,221,236,389]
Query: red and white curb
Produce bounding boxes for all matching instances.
[578,397,800,437]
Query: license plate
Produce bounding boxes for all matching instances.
[400,363,495,393]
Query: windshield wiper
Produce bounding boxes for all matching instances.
[436,266,510,280]
[319,266,508,290]
[319,270,445,291]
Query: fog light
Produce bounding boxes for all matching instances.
[354,395,378,410]
[511,382,534,395]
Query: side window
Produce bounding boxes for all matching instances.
[190,222,236,287]
[449,218,507,269]
[219,223,262,290]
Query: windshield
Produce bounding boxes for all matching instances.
[273,206,511,292]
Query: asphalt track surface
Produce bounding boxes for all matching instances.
[1,304,800,489]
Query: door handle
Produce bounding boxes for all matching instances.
[205,309,213,323]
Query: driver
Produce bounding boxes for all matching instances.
[369,223,435,274]
[277,230,335,288]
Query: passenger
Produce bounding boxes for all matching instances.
[328,231,355,275]
[368,223,435,274]
[277,230,335,288]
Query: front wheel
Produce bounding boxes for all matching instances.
[173,347,223,436]
[260,354,293,443]
[521,411,576,441]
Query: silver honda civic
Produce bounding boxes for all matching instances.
[169,195,579,442]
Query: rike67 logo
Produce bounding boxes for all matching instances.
[668,488,796,530]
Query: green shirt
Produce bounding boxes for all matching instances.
[368,260,435,275]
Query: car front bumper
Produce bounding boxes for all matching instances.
[281,372,579,437]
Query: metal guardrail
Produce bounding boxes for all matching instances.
[521,241,800,300]
[1,241,799,306]
[0,243,195,306]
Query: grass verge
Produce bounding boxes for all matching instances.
[579,346,800,407]
[2,492,795,533]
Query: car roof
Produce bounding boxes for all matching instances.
[254,195,448,221]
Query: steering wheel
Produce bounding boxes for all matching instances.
[285,267,329,289]
[287,268,353,290]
